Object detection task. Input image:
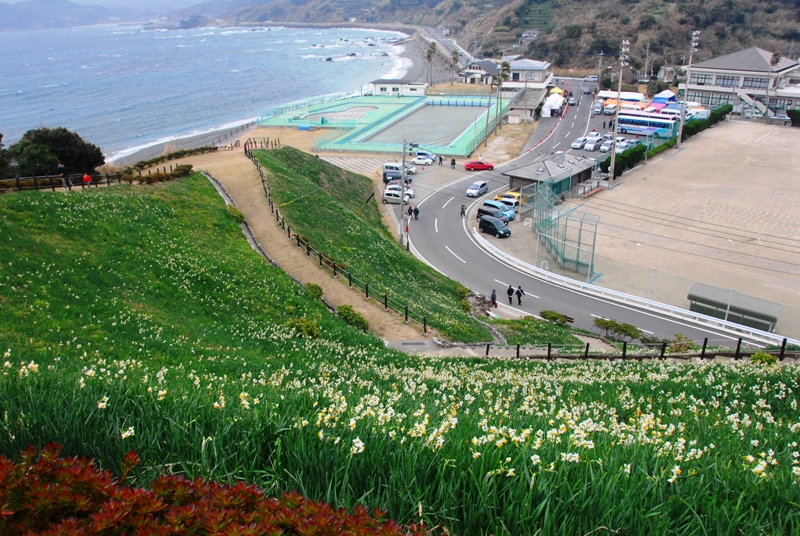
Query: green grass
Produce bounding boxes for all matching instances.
[254,147,492,342]
[2,175,800,534]
[489,315,584,349]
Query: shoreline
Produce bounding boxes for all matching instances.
[112,26,427,167]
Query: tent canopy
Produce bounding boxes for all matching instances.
[549,87,565,94]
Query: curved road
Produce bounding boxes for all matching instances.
[405,79,772,348]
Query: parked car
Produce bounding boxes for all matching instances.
[593,102,604,114]
[466,180,488,197]
[496,197,520,213]
[383,162,417,176]
[385,182,415,198]
[601,132,614,141]
[494,191,523,203]
[599,140,614,153]
[478,216,511,238]
[614,141,631,153]
[381,190,410,204]
[410,150,436,161]
[482,199,515,221]
[383,170,402,183]
[464,160,494,171]
[568,97,576,105]
[582,87,591,94]
[615,136,627,145]
[476,206,509,224]
[410,156,434,166]
[571,137,588,149]
[584,75,598,82]
[583,138,603,151]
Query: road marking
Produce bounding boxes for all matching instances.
[553,142,560,149]
[442,196,455,208]
[571,122,575,128]
[494,279,539,298]
[445,245,466,263]
[435,218,438,233]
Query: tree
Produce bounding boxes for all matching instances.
[767,51,782,117]
[8,127,104,177]
[451,49,461,85]
[425,41,437,85]
[0,134,9,179]
[564,25,582,39]
[602,77,613,89]
[494,61,511,133]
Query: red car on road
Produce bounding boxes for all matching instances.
[464,160,494,171]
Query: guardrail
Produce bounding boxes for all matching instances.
[472,228,800,347]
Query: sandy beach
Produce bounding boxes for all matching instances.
[113,30,450,167]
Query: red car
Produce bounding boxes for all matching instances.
[464,160,494,171]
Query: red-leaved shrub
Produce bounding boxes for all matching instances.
[0,443,428,535]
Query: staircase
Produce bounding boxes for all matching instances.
[735,90,773,117]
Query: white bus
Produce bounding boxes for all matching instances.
[616,111,677,138]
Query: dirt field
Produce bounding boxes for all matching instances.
[577,120,800,334]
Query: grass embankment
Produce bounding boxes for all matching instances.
[490,316,583,349]
[254,147,491,342]
[2,176,800,534]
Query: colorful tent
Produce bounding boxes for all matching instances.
[549,87,565,94]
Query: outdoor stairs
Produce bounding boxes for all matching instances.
[735,90,773,117]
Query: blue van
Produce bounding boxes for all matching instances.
[482,199,515,221]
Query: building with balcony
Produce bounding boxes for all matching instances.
[678,47,800,116]
[504,58,553,90]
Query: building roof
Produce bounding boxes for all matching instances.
[693,47,799,73]
[461,60,500,75]
[509,58,551,70]
[501,152,594,182]
[371,79,423,85]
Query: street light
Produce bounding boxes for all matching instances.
[677,31,700,148]
[401,140,417,246]
[608,39,629,183]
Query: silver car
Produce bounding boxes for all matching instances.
[599,140,614,153]
[583,138,603,151]
[571,137,588,149]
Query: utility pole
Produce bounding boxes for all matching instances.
[608,39,630,184]
[677,31,700,148]
[597,51,605,88]
[483,82,493,147]
[643,41,650,83]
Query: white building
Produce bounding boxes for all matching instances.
[458,60,500,84]
[678,47,800,116]
[370,79,428,97]
[504,58,553,90]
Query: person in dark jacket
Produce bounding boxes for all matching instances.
[515,285,525,305]
[506,285,514,305]
[413,206,419,220]
[490,290,498,308]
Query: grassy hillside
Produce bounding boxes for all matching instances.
[255,147,491,342]
[2,176,800,533]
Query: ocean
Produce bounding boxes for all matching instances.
[0,25,408,161]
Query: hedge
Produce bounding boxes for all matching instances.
[787,109,800,127]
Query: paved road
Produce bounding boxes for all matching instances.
[395,79,773,348]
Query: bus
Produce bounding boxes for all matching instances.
[616,111,677,138]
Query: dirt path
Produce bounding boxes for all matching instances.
[170,150,422,340]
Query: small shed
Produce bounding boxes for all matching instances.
[687,283,783,332]
[370,79,428,97]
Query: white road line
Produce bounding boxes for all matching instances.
[442,196,455,208]
[553,142,561,149]
[494,278,508,286]
[571,122,575,128]
[445,245,466,263]
[435,218,439,233]
[494,279,539,299]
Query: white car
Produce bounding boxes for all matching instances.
[615,136,627,145]
[568,97,576,105]
[385,182,415,198]
[571,137,588,149]
[599,140,614,153]
[410,156,433,166]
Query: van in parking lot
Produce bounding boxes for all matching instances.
[381,190,410,204]
[584,75,598,82]
[383,162,416,176]
[604,104,617,115]
[479,216,511,238]
[482,199,515,221]
[593,102,604,114]
[476,206,509,224]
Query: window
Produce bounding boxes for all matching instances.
[391,87,399,92]
[714,75,739,87]
[769,98,788,110]
[512,72,520,81]
[380,87,387,92]
[409,88,417,92]
[742,77,767,89]
[686,91,732,106]
[690,73,713,85]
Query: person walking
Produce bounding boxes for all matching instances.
[515,285,525,306]
[407,206,413,218]
[438,155,443,166]
[490,289,498,308]
[57,163,72,191]
[413,206,419,220]
[506,285,514,305]
[603,120,606,129]
[460,203,466,217]
[451,158,456,169]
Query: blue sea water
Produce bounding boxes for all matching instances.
[0,25,408,160]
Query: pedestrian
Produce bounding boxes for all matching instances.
[407,206,413,218]
[460,203,466,217]
[413,206,419,220]
[451,158,456,169]
[506,285,514,305]
[515,285,525,306]
[57,163,72,191]
[439,155,443,166]
[490,289,498,308]
[603,120,606,129]
[82,173,92,187]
